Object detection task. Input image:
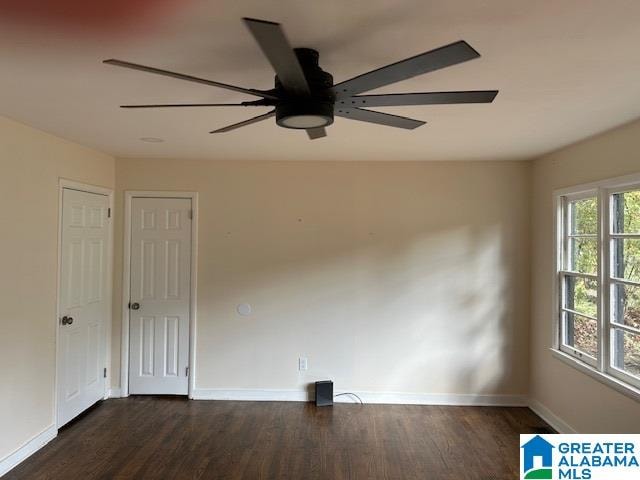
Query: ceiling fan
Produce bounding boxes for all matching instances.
[104,18,498,140]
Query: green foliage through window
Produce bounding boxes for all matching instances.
[561,189,640,378]
[571,197,598,235]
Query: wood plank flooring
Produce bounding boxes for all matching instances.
[5,397,553,479]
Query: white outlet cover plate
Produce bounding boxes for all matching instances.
[298,357,308,371]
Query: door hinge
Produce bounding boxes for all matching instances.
[188,209,193,220]
[186,366,189,377]
[103,367,107,378]
[107,207,111,218]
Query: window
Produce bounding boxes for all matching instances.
[610,189,640,381]
[559,193,599,365]
[555,175,640,393]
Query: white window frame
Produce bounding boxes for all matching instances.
[553,172,640,401]
[556,189,600,368]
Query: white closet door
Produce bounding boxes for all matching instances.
[58,188,109,426]
[129,197,191,395]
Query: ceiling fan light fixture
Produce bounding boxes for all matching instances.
[277,113,332,129]
[275,100,334,130]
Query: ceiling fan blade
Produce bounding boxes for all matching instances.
[332,40,480,98]
[335,107,425,130]
[103,59,278,100]
[120,103,262,108]
[243,18,311,96]
[341,90,498,107]
[210,110,276,133]
[306,127,327,139]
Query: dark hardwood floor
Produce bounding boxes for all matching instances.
[6,397,553,479]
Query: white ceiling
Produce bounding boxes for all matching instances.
[1,0,639,161]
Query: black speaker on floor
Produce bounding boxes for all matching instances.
[315,380,333,406]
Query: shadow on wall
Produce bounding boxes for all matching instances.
[195,216,527,396]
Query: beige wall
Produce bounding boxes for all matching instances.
[112,159,531,398]
[0,117,114,460]
[530,119,640,433]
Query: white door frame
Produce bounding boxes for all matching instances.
[56,178,114,427]
[121,191,198,398]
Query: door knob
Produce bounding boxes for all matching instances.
[130,302,140,310]
[61,316,74,325]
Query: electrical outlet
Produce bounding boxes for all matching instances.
[298,357,308,371]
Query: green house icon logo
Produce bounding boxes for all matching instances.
[521,435,554,479]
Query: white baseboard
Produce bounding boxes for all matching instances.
[336,392,528,406]
[191,388,527,406]
[192,388,311,402]
[528,398,577,433]
[0,424,57,477]
[107,387,122,398]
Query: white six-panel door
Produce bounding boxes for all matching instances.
[129,197,191,395]
[58,188,110,427]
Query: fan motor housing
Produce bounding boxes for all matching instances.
[275,48,335,129]
[274,48,334,93]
